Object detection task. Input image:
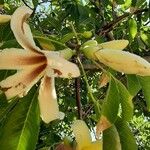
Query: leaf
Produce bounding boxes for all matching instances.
[140,32,150,47]
[99,72,109,88]
[103,125,121,150]
[115,78,134,121]
[122,0,132,9]
[126,74,141,97]
[35,36,55,51]
[0,93,18,123]
[138,76,150,111]
[97,76,120,132]
[115,117,138,150]
[60,32,75,43]
[0,87,40,150]
[129,18,137,40]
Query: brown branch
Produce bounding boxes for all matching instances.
[98,8,149,36]
[22,0,33,10]
[75,78,82,119]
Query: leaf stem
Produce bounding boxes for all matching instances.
[69,22,80,45]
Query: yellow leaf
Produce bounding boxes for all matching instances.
[96,115,112,136]
[35,36,55,51]
[0,15,11,23]
[99,72,110,88]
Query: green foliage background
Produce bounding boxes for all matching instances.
[0,0,150,150]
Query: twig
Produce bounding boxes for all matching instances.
[22,0,33,10]
[75,77,82,119]
[98,8,149,36]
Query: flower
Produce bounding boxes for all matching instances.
[82,40,150,76]
[72,120,102,150]
[0,6,80,123]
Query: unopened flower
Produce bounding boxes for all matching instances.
[0,6,80,123]
[72,120,102,150]
[82,40,150,76]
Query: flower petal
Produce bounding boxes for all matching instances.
[0,48,46,70]
[38,76,64,123]
[44,51,80,78]
[0,15,11,23]
[72,120,92,150]
[11,6,41,53]
[98,40,129,50]
[0,64,46,99]
[95,49,150,76]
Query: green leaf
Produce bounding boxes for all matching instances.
[60,32,75,43]
[0,87,40,150]
[116,0,125,5]
[129,18,137,40]
[140,32,150,47]
[122,0,132,9]
[0,0,4,4]
[0,94,18,123]
[126,74,141,97]
[115,78,134,121]
[34,36,55,51]
[103,125,121,150]
[138,76,150,111]
[115,117,138,150]
[101,76,120,124]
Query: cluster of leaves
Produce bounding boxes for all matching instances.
[0,0,150,150]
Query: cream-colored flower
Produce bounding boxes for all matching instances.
[0,6,80,123]
[82,39,150,76]
[72,120,102,150]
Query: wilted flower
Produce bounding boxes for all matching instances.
[0,6,80,123]
[72,120,102,150]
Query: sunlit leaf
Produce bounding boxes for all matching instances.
[115,117,138,150]
[97,76,120,132]
[0,87,40,150]
[115,78,134,121]
[129,18,137,40]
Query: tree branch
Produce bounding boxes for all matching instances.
[98,8,149,36]
[75,77,82,119]
[22,0,33,10]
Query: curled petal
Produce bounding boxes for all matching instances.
[11,6,41,53]
[38,76,64,123]
[44,51,80,78]
[98,40,129,50]
[95,49,150,76]
[0,15,11,23]
[0,64,46,99]
[0,48,46,70]
[72,120,92,150]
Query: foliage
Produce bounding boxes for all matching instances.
[0,0,150,150]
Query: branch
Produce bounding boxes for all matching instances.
[22,0,33,10]
[98,8,149,36]
[75,77,82,119]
